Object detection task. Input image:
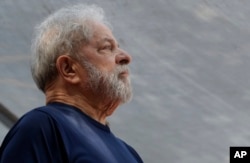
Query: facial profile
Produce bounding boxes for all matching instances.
[74,21,133,104]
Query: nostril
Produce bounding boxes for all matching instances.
[119,59,129,65]
[116,49,131,65]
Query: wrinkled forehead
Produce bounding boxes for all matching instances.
[90,21,117,44]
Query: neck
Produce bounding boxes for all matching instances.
[45,86,120,125]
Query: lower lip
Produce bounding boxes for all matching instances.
[119,72,129,77]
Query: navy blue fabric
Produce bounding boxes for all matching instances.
[0,102,143,163]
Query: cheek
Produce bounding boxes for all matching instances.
[85,49,116,72]
[97,57,116,73]
[77,66,89,81]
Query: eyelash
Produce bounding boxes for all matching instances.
[103,45,112,50]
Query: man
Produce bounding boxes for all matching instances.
[0,4,143,163]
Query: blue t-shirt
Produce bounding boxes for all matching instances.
[0,102,143,163]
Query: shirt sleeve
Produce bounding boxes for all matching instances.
[0,110,67,163]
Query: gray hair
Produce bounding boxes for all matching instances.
[31,4,110,92]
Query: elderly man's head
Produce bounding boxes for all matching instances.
[31,4,132,104]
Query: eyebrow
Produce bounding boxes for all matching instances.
[97,37,119,47]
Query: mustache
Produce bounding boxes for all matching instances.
[114,65,129,75]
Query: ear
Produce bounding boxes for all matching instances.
[56,55,80,84]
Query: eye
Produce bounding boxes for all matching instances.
[99,44,113,52]
[103,45,112,50]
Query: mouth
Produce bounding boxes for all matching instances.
[119,70,129,78]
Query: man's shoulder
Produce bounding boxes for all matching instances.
[12,103,82,136]
[14,104,72,133]
[0,106,68,162]
[17,106,55,126]
[20,103,68,122]
[0,105,65,150]
[6,106,57,136]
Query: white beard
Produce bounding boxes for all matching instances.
[81,60,132,104]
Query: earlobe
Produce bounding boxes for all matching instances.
[56,55,80,84]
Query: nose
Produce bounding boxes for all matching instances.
[115,49,132,65]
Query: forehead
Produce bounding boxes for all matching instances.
[91,22,117,43]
